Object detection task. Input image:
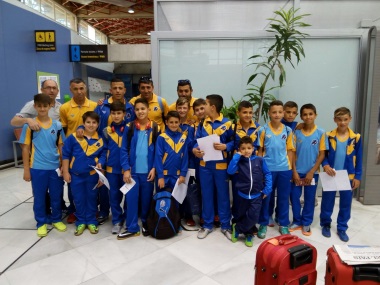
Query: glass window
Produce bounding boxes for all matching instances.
[88,25,96,42]
[79,21,88,38]
[66,13,76,30]
[25,0,40,11]
[54,6,66,25]
[40,0,54,19]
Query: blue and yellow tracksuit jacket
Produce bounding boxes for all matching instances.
[62,133,106,174]
[120,120,158,173]
[102,122,125,174]
[155,128,189,180]
[232,120,260,151]
[94,97,135,132]
[193,114,233,170]
[321,128,363,180]
[180,121,196,168]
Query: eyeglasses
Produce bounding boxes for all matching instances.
[178,79,191,84]
[42,86,58,90]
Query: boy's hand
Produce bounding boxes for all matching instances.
[63,172,71,183]
[123,170,132,184]
[158,178,165,189]
[323,165,336,177]
[97,98,104,106]
[352,179,360,190]
[96,180,104,188]
[76,128,84,139]
[213,143,226,151]
[304,171,314,185]
[292,172,301,186]
[178,176,185,185]
[295,123,304,130]
[236,151,242,156]
[23,169,31,182]
[147,168,155,181]
[193,147,204,158]
[96,163,102,170]
[262,194,267,199]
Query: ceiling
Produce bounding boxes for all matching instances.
[54,0,154,44]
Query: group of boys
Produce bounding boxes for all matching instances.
[13,77,362,246]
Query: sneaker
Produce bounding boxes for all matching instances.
[231,223,239,243]
[257,225,267,239]
[97,215,109,225]
[245,234,253,247]
[268,217,275,227]
[52,222,67,232]
[74,224,86,236]
[337,230,349,242]
[302,225,312,236]
[289,223,302,232]
[142,222,150,237]
[87,224,99,234]
[67,213,76,224]
[178,226,183,233]
[221,228,232,240]
[186,218,196,227]
[214,216,221,228]
[117,230,140,240]
[37,224,47,237]
[322,225,331,238]
[111,224,122,235]
[197,228,212,239]
[279,226,290,235]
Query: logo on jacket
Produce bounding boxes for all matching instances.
[154,106,158,111]
[51,130,56,135]
[126,113,131,118]
[180,138,185,143]
[96,142,101,147]
[311,139,318,145]
[281,134,287,140]
[221,125,226,131]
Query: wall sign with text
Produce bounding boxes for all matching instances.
[35,30,56,52]
[69,45,108,62]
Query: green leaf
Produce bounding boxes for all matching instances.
[247,73,258,84]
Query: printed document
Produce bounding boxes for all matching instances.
[320,170,352,191]
[197,134,223,162]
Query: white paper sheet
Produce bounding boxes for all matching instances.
[55,168,62,177]
[320,170,352,191]
[196,134,223,162]
[119,178,136,195]
[172,178,188,204]
[90,165,110,190]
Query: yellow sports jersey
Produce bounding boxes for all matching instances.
[129,93,168,131]
[59,98,97,136]
[168,97,198,123]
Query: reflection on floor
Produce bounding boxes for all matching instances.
[1,167,380,285]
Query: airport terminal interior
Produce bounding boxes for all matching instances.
[1,0,380,284]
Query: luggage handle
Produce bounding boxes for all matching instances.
[353,265,380,282]
[278,235,298,245]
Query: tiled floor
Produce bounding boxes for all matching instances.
[1,167,380,285]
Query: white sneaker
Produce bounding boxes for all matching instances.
[197,228,212,239]
[112,224,122,235]
[221,229,232,240]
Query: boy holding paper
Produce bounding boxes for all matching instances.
[320,107,362,242]
[118,98,159,239]
[192,94,233,240]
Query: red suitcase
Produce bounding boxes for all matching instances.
[255,234,317,285]
[325,247,380,285]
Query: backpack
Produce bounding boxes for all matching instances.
[147,190,181,239]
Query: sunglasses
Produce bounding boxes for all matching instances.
[139,76,152,82]
[178,79,191,84]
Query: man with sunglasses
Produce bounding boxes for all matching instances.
[169,79,198,123]
[129,76,168,131]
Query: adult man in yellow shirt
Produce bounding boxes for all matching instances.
[129,77,168,131]
[168,79,198,123]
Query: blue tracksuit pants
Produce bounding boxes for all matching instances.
[126,173,154,233]
[320,181,353,231]
[30,169,64,228]
[231,174,241,221]
[290,173,319,226]
[199,166,231,230]
[259,170,292,226]
[107,173,125,225]
[70,172,99,226]
[235,196,262,235]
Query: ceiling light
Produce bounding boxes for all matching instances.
[147,32,151,36]
[128,8,134,13]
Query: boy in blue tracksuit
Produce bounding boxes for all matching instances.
[101,101,127,235]
[62,111,106,236]
[155,111,189,191]
[228,136,272,247]
[20,94,66,237]
[192,94,234,240]
[257,100,295,238]
[289,104,327,236]
[117,98,159,240]
[320,107,362,242]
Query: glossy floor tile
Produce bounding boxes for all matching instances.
[1,167,380,285]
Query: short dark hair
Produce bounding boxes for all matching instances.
[300,103,317,115]
[82,111,99,123]
[269,100,283,110]
[237,100,253,111]
[111,78,124,85]
[134,97,149,108]
[34,93,52,105]
[138,76,153,87]
[284,101,298,109]
[193,98,206,110]
[165,110,180,121]
[177,79,192,91]
[206,94,223,113]
[176,97,190,108]
[70,78,85,85]
[334,107,351,118]
[238,136,253,148]
[110,101,126,112]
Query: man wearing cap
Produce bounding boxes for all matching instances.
[168,79,198,123]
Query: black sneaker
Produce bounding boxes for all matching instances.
[117,230,140,240]
[142,223,150,237]
[97,215,109,225]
